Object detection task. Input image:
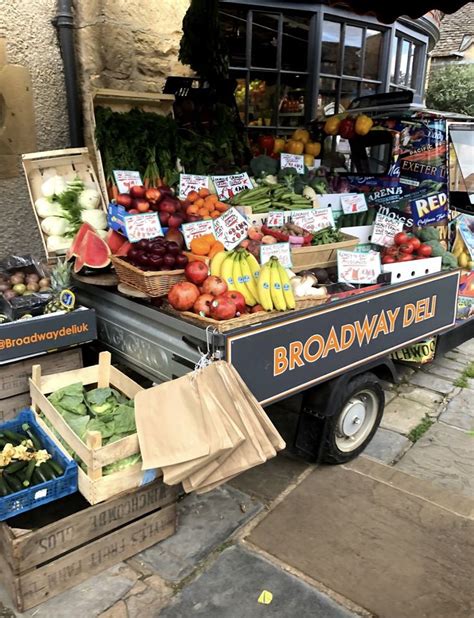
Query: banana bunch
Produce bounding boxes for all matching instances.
[452,232,474,270]
[209,251,296,311]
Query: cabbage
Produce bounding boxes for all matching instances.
[35,198,65,218]
[81,209,107,230]
[78,189,101,210]
[41,175,67,198]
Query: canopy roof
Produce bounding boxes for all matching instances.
[328,1,469,24]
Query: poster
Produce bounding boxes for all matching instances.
[113,170,142,194]
[181,220,215,249]
[291,208,335,232]
[211,173,253,201]
[212,207,250,250]
[337,250,381,284]
[340,194,368,214]
[124,212,163,242]
[280,153,305,174]
[178,174,209,200]
[410,192,448,227]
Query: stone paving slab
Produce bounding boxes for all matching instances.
[421,364,462,382]
[363,428,411,464]
[135,486,262,583]
[408,371,455,394]
[380,397,432,435]
[427,357,468,373]
[159,545,356,618]
[440,390,474,432]
[383,389,397,405]
[0,563,140,618]
[455,340,474,357]
[397,385,444,410]
[229,454,310,504]
[396,423,474,497]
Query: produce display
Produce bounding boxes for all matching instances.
[337,209,377,228]
[380,229,457,267]
[0,424,64,495]
[125,238,188,271]
[47,383,140,474]
[311,227,345,246]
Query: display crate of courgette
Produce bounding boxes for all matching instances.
[0,409,77,521]
[29,351,144,505]
[0,479,178,612]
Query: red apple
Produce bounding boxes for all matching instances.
[167,282,200,311]
[221,290,246,314]
[159,198,177,214]
[168,214,184,229]
[193,293,214,317]
[201,276,227,297]
[116,193,133,209]
[210,297,237,320]
[145,188,161,203]
[185,261,209,285]
[129,185,146,199]
[159,211,170,226]
[134,199,150,213]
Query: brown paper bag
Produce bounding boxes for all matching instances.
[135,373,211,469]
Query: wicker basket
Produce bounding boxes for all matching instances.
[291,233,359,272]
[112,256,185,297]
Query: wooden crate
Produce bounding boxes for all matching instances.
[21,148,108,261]
[29,351,144,505]
[0,349,83,422]
[0,479,178,612]
[291,233,359,271]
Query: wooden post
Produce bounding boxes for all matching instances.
[30,365,42,412]
[97,351,111,388]
[86,430,103,480]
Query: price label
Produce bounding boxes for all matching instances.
[212,207,250,250]
[266,212,286,227]
[178,174,209,200]
[292,208,335,233]
[125,212,163,243]
[113,170,143,194]
[260,242,292,269]
[340,193,368,214]
[337,250,381,284]
[280,153,305,174]
[182,220,215,249]
[371,213,404,246]
[211,173,253,201]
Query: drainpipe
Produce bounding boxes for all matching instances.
[53,0,83,147]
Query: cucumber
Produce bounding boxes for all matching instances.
[4,474,23,493]
[0,476,10,496]
[4,460,28,475]
[47,459,64,477]
[1,430,26,445]
[21,424,42,450]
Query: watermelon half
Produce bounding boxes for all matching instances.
[66,222,95,261]
[73,230,112,274]
[106,229,128,254]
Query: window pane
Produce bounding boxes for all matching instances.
[251,12,279,68]
[321,21,341,75]
[248,73,278,126]
[232,73,248,124]
[390,38,399,83]
[220,8,247,68]
[341,79,359,111]
[281,15,309,72]
[279,73,307,127]
[398,39,411,85]
[360,81,378,97]
[364,29,382,80]
[344,26,363,77]
[317,77,338,117]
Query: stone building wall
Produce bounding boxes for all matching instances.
[0,0,69,258]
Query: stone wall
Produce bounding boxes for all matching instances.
[0,0,69,258]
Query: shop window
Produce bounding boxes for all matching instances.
[364,29,382,81]
[390,35,425,93]
[252,12,279,68]
[322,130,392,175]
[221,6,247,67]
[343,26,363,77]
[321,21,341,74]
[281,15,309,72]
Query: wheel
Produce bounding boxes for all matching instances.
[321,372,384,464]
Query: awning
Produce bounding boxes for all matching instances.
[328,1,468,24]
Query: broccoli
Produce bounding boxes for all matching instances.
[425,240,445,258]
[277,167,299,191]
[250,155,278,179]
[418,227,439,242]
[442,252,458,269]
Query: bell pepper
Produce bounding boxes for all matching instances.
[273,138,286,154]
[304,154,315,168]
[339,117,356,139]
[292,128,310,144]
[324,115,342,136]
[355,114,373,136]
[305,142,321,157]
[258,135,275,155]
[286,139,305,155]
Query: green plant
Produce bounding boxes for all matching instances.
[426,65,474,116]
[407,415,434,443]
[454,375,468,388]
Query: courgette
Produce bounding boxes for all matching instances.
[0,475,10,496]
[33,468,48,485]
[22,460,37,487]
[21,424,42,450]
[47,459,64,477]
[38,463,55,481]
[4,460,28,475]
[1,430,26,445]
[4,474,23,493]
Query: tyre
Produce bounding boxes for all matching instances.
[321,372,384,465]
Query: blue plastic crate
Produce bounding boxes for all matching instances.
[0,409,78,521]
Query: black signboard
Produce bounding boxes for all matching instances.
[226,272,459,404]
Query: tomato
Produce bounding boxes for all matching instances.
[394,232,409,246]
[399,243,414,254]
[385,246,399,257]
[382,256,396,264]
[408,237,421,251]
[398,254,414,261]
[417,244,433,257]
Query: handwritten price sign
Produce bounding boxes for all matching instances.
[266,212,286,227]
[260,243,292,268]
[182,220,215,249]
[292,208,335,233]
[113,170,143,194]
[125,212,163,243]
[371,213,404,246]
[178,174,209,200]
[212,207,250,250]
[337,250,381,284]
[211,173,253,201]
[280,153,305,174]
[340,194,368,214]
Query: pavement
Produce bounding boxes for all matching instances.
[0,341,473,617]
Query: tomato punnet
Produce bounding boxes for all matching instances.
[417,244,433,257]
[408,237,421,251]
[398,253,414,261]
[399,243,414,254]
[382,256,396,264]
[394,232,409,245]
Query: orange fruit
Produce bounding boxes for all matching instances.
[215,202,228,212]
[198,207,209,217]
[202,215,212,220]
[194,198,205,208]
[201,234,217,244]
[198,187,211,198]
[204,194,218,206]
[187,190,199,203]
[190,237,212,256]
[210,210,220,218]
[208,241,225,257]
[186,204,199,215]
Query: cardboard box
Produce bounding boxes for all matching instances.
[0,307,96,364]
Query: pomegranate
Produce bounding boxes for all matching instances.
[221,290,246,314]
[201,276,227,297]
[193,293,214,317]
[168,282,200,311]
[129,185,146,199]
[185,261,209,285]
[250,304,264,313]
[210,297,237,321]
